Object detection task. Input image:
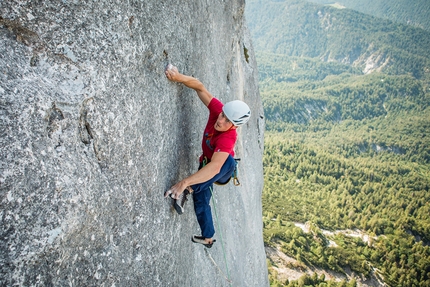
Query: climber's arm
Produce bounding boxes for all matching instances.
[164,152,229,199]
[165,65,213,107]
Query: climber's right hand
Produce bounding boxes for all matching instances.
[165,64,180,82]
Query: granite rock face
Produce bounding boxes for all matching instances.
[0,1,267,286]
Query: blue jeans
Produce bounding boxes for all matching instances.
[191,155,236,238]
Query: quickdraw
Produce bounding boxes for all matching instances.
[232,158,240,186]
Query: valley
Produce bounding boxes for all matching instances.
[246,0,430,286]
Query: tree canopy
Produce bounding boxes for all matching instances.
[246,0,430,286]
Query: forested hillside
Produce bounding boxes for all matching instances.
[246,0,430,286]
[247,0,430,79]
[307,0,430,31]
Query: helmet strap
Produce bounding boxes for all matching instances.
[227,124,236,131]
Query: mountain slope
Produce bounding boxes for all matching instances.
[307,0,430,31]
[247,0,430,79]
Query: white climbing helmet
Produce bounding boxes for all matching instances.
[222,100,251,126]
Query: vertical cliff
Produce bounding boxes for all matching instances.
[0,0,267,286]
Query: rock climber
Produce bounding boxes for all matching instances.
[164,64,251,248]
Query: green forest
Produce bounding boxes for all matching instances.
[246,0,430,286]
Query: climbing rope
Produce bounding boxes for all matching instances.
[204,249,232,284]
[208,185,232,286]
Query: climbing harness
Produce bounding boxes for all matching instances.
[202,157,241,186]
[208,185,232,286]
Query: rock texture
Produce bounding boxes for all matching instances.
[0,1,267,286]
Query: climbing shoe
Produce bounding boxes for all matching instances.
[191,235,216,248]
[172,189,190,215]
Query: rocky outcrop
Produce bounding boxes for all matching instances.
[0,1,267,286]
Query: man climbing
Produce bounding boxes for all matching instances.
[164,64,251,248]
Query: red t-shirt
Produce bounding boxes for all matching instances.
[201,98,237,161]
